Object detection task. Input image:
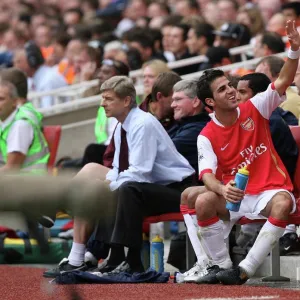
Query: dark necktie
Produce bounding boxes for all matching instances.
[119,126,129,173]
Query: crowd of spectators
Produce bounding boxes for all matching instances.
[0,0,299,108]
[1,0,300,287]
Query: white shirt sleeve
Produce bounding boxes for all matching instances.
[109,121,158,191]
[6,120,34,155]
[250,83,286,120]
[197,135,218,180]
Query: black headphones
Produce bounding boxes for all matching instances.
[24,41,45,69]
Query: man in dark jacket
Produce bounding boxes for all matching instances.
[85,75,210,274]
[168,79,211,174]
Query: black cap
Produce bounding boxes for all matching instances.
[213,23,251,45]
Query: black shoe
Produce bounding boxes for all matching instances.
[279,233,300,256]
[216,266,249,285]
[38,214,56,228]
[88,259,118,273]
[195,265,223,284]
[104,261,137,276]
[43,258,88,278]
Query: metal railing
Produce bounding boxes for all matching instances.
[29,43,256,108]
[38,51,288,117]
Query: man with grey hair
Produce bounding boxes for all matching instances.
[44,75,195,277]
[102,78,210,275]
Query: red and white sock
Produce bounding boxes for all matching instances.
[239,217,287,277]
[188,208,198,227]
[68,242,86,267]
[198,217,232,269]
[180,205,209,266]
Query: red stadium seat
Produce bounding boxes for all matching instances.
[43,126,61,170]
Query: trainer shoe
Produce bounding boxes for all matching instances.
[88,259,119,273]
[195,265,223,284]
[43,258,89,278]
[184,262,211,283]
[279,232,300,256]
[38,214,56,228]
[216,266,249,285]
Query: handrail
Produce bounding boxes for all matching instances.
[36,51,288,116]
[29,43,255,102]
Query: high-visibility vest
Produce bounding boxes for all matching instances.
[94,107,108,144]
[0,106,50,174]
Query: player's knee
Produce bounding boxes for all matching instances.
[273,193,294,216]
[195,192,216,217]
[180,187,190,205]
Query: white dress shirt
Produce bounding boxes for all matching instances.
[30,65,68,108]
[106,107,195,191]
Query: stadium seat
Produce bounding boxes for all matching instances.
[43,126,61,170]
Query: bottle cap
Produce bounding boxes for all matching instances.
[152,235,163,243]
[238,165,249,176]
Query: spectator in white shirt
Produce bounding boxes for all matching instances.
[43,75,195,278]
[13,41,67,108]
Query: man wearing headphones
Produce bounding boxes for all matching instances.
[13,41,67,108]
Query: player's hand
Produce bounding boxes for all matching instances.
[222,180,244,203]
[286,20,300,51]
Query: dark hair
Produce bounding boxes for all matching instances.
[281,2,300,17]
[102,59,130,76]
[24,41,44,69]
[197,69,225,108]
[55,33,72,48]
[0,68,28,99]
[240,73,271,96]
[193,22,215,47]
[64,8,84,20]
[161,15,183,28]
[151,72,182,99]
[126,47,143,70]
[172,23,190,41]
[82,0,99,10]
[261,32,285,54]
[127,29,154,50]
[256,55,285,78]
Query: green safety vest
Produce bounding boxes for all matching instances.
[0,104,50,174]
[95,107,108,144]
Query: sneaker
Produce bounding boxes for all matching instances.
[279,233,300,256]
[183,262,210,283]
[88,259,119,274]
[216,266,249,285]
[104,261,134,276]
[43,258,89,278]
[174,262,202,283]
[195,265,223,284]
[38,214,56,228]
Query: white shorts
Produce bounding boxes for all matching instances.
[222,189,296,238]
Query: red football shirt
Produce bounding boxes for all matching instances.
[198,83,293,195]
